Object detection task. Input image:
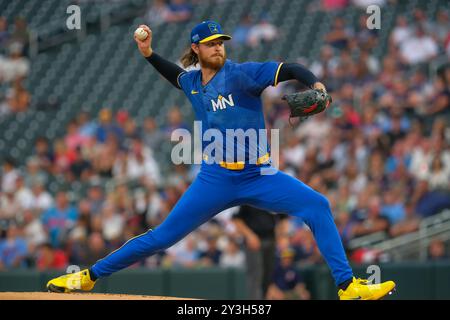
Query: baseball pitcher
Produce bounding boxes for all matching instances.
[47,21,395,300]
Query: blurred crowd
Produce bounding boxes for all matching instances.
[264,7,450,264]
[0,16,31,117]
[0,1,450,301]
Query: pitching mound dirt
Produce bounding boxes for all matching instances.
[0,292,195,300]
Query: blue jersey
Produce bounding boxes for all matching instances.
[178,59,283,163]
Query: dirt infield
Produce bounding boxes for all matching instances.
[0,292,195,300]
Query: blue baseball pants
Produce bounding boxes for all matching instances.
[91,163,353,286]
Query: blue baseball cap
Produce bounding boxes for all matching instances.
[190,20,232,44]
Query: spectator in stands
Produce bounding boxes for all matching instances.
[13,175,34,211]
[92,134,120,179]
[142,117,165,151]
[411,180,450,218]
[219,237,245,268]
[69,147,93,181]
[30,182,53,213]
[35,243,68,271]
[412,9,437,38]
[0,16,9,51]
[295,112,332,149]
[427,238,448,261]
[145,183,166,228]
[290,226,323,266]
[432,11,449,44]
[33,137,54,172]
[354,15,379,51]
[125,117,142,141]
[310,45,338,81]
[53,138,77,174]
[165,0,193,23]
[101,201,125,242]
[381,186,406,226]
[65,120,89,152]
[0,189,21,229]
[198,235,222,266]
[354,49,379,83]
[340,160,367,197]
[24,157,47,188]
[121,117,143,147]
[0,42,29,83]
[109,183,134,219]
[0,224,28,270]
[77,199,92,222]
[335,209,354,246]
[325,17,353,50]
[164,234,200,268]
[426,156,450,191]
[95,108,124,144]
[266,248,311,300]
[321,0,349,11]
[78,232,109,267]
[248,15,278,48]
[366,151,389,190]
[282,134,306,169]
[5,78,30,113]
[145,0,170,26]
[231,15,253,47]
[86,184,105,215]
[400,25,438,66]
[23,209,48,254]
[352,195,390,237]
[41,191,78,248]
[389,201,420,238]
[113,135,161,185]
[390,16,412,48]
[166,163,190,190]
[163,106,189,136]
[10,17,29,51]
[1,158,19,193]
[76,111,98,139]
[426,70,450,117]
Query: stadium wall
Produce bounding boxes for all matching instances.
[1,262,450,299]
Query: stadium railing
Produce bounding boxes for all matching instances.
[348,209,450,261]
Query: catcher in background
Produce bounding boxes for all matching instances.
[47,20,395,300]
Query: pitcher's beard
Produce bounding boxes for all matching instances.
[199,53,226,70]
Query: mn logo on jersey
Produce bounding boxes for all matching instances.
[211,94,234,112]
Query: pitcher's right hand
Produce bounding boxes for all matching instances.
[134,24,153,58]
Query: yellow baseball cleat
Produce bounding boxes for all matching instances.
[338,278,396,300]
[46,269,96,293]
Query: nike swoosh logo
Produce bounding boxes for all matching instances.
[349,296,362,300]
[304,103,318,113]
[191,90,199,94]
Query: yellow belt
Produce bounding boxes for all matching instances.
[217,153,270,170]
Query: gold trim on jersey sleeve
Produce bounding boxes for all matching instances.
[177,72,186,89]
[274,62,284,87]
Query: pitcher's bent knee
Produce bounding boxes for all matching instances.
[315,192,331,211]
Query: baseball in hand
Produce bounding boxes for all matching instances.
[134,27,148,41]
